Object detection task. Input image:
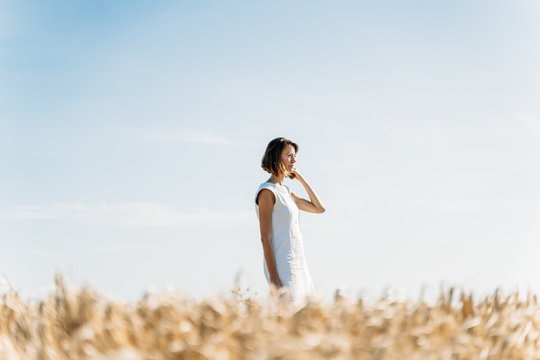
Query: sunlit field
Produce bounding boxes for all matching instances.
[1,274,539,359]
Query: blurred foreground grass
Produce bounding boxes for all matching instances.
[1,274,540,359]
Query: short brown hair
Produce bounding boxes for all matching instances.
[261,137,299,179]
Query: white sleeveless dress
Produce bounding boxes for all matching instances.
[255,181,317,307]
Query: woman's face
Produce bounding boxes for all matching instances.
[281,144,296,173]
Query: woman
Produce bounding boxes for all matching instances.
[254,137,326,307]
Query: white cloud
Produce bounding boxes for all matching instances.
[0,202,252,227]
[146,130,249,145]
[521,114,540,135]
[410,198,539,216]
[149,131,233,144]
[302,221,356,230]
[322,199,362,210]
[24,250,62,257]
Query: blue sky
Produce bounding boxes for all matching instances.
[1,0,540,303]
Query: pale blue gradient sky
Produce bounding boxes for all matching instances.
[1,0,540,303]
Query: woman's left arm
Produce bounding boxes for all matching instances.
[290,169,326,214]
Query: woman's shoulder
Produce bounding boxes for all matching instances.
[258,181,275,189]
[259,182,289,193]
[255,182,278,205]
[256,181,277,193]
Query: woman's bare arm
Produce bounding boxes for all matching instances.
[290,169,326,214]
[257,189,282,287]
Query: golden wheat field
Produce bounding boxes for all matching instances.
[1,274,540,359]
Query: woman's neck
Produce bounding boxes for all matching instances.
[268,175,285,186]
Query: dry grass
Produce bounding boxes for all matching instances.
[1,274,540,359]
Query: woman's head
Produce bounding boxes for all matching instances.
[261,137,298,179]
